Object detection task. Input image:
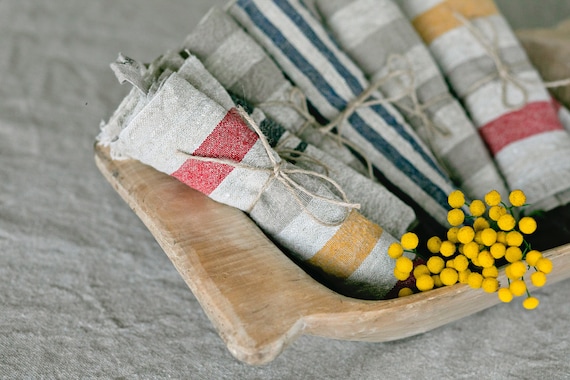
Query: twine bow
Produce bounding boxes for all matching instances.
[453,11,535,109]
[260,56,451,178]
[178,107,360,227]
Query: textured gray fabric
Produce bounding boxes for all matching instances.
[2,0,570,378]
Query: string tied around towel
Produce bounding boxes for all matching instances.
[453,11,570,110]
[260,57,451,179]
[178,106,360,227]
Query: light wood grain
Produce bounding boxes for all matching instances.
[94,144,570,365]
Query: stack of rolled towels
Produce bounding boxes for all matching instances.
[98,0,570,300]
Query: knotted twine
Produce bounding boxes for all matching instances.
[260,54,452,178]
[179,106,361,227]
[455,11,570,110]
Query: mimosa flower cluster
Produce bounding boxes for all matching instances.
[389,189,553,309]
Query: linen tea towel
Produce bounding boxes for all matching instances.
[228,0,459,227]
[397,0,570,211]
[151,50,418,237]
[315,0,508,202]
[99,70,412,300]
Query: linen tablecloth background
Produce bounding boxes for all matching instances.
[2,1,570,378]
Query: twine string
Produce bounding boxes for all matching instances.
[178,107,360,227]
[453,11,535,109]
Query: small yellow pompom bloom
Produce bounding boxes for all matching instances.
[427,236,442,254]
[447,227,460,244]
[463,241,480,259]
[485,190,502,206]
[482,278,499,293]
[432,274,443,288]
[440,268,459,286]
[508,261,527,279]
[413,264,430,279]
[448,190,466,209]
[416,275,435,292]
[453,255,469,272]
[388,242,404,259]
[396,256,413,274]
[400,232,419,250]
[394,268,410,281]
[480,228,498,246]
[447,209,465,227]
[497,214,516,231]
[470,255,480,267]
[490,243,506,259]
[506,231,523,247]
[458,269,472,284]
[498,288,514,303]
[523,297,540,310]
[536,257,553,274]
[457,226,475,244]
[469,199,486,217]
[482,266,499,278]
[510,279,527,297]
[477,250,495,268]
[398,287,414,297]
[440,240,457,257]
[473,217,490,231]
[531,271,547,287]
[525,250,542,266]
[519,217,537,235]
[509,189,526,207]
[474,231,484,245]
[427,256,445,274]
[446,259,455,269]
[488,206,507,221]
[496,231,507,245]
[468,272,484,289]
[505,246,523,263]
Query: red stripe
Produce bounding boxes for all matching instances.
[480,101,564,156]
[172,108,258,195]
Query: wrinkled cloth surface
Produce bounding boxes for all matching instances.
[2,1,570,378]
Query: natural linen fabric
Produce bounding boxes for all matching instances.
[99,66,411,300]
[228,0,458,227]
[315,0,508,202]
[397,0,570,211]
[183,7,367,176]
[135,49,417,237]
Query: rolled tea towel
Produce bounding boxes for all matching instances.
[145,50,418,237]
[182,7,368,176]
[397,0,570,211]
[228,0,458,227]
[315,0,508,201]
[99,67,413,299]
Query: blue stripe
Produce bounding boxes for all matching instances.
[348,113,449,208]
[235,0,450,210]
[237,0,347,111]
[273,0,447,179]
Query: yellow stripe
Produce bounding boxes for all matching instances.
[307,210,383,280]
[412,0,499,45]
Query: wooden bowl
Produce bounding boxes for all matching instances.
[94,144,570,365]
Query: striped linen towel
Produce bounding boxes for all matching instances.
[156,50,418,236]
[228,0,458,227]
[99,64,414,299]
[315,0,508,202]
[397,0,570,211]
[182,7,368,176]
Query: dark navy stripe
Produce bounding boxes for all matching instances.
[237,0,347,111]
[348,113,449,208]
[236,0,450,209]
[259,118,287,147]
[273,0,446,178]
